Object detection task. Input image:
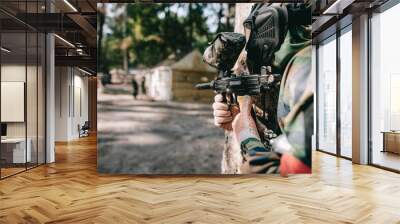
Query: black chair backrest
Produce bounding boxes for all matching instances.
[82,121,90,129]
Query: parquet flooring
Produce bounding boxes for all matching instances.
[1,135,400,223]
[1,167,26,178]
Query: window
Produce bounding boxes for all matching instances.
[317,35,337,154]
[339,27,352,158]
[370,3,400,171]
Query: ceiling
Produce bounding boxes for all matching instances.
[0,0,97,73]
[312,0,391,43]
[1,0,395,73]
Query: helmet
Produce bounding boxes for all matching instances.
[244,3,312,73]
[244,3,289,73]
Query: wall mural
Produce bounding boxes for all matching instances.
[97,3,313,175]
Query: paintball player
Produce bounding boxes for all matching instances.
[131,78,138,99]
[141,76,147,96]
[212,3,313,175]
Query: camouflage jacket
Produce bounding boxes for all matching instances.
[240,46,313,174]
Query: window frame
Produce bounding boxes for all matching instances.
[315,22,353,161]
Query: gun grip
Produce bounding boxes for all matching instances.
[221,92,228,104]
[223,93,233,105]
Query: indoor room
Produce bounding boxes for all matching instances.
[316,1,400,172]
[0,8,46,178]
[0,1,400,223]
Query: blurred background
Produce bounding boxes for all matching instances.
[97,3,236,174]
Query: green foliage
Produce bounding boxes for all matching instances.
[99,3,234,72]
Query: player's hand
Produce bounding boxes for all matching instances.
[212,94,239,131]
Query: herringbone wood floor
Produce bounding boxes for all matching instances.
[0,135,400,224]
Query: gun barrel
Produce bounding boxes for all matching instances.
[195,82,213,90]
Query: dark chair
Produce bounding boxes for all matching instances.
[78,121,90,138]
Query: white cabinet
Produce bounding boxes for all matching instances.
[1,138,32,163]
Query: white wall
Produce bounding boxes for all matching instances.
[1,65,26,131]
[1,63,46,164]
[55,66,89,141]
[1,82,25,122]
[146,67,172,101]
[1,65,33,138]
[72,73,89,138]
[55,66,69,141]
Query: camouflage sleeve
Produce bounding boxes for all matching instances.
[275,46,313,170]
[240,137,281,174]
[240,46,313,174]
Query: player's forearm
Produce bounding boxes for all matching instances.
[233,96,260,143]
[236,113,260,143]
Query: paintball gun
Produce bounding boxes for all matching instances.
[196,28,283,149]
[196,32,281,105]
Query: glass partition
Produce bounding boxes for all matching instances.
[317,35,337,154]
[0,0,46,179]
[339,27,352,158]
[0,30,28,178]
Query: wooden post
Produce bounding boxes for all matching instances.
[221,4,253,174]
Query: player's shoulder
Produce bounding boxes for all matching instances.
[287,46,311,73]
[281,46,311,86]
[293,45,311,60]
[278,45,313,110]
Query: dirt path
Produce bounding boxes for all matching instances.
[97,90,224,174]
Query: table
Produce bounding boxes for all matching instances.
[382,131,400,154]
[1,138,31,163]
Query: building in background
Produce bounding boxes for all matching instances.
[145,50,216,102]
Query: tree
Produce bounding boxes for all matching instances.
[102,3,235,72]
